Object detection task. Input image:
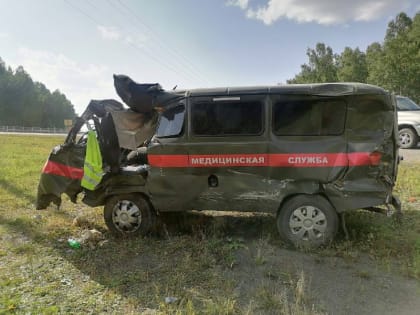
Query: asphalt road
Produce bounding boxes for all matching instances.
[399,145,420,164]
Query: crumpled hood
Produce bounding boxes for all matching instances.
[36,75,179,210]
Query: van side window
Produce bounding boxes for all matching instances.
[156,105,185,137]
[192,101,263,136]
[273,99,346,136]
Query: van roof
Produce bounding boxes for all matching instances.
[173,83,388,98]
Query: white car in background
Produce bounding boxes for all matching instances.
[396,96,420,149]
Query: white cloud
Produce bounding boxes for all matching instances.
[124,34,148,47]
[97,25,121,40]
[236,0,409,25]
[0,32,9,39]
[97,25,149,48]
[226,0,249,10]
[15,47,115,114]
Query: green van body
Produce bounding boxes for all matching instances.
[37,83,401,246]
[147,84,398,214]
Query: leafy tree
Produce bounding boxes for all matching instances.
[336,47,368,83]
[366,42,384,86]
[386,12,412,40]
[367,12,420,102]
[287,43,338,83]
[382,13,416,96]
[288,11,419,103]
[407,13,420,102]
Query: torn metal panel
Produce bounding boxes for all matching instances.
[113,74,183,112]
[110,110,158,150]
[36,143,85,209]
[326,94,399,211]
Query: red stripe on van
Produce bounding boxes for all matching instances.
[42,161,84,179]
[148,154,189,167]
[348,152,382,166]
[148,152,380,168]
[269,153,349,167]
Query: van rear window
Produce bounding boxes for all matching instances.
[273,99,346,136]
[192,101,263,136]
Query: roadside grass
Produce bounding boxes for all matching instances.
[321,159,420,279]
[0,134,419,313]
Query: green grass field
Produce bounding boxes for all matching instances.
[0,134,419,314]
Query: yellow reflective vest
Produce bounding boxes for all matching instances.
[81,131,103,190]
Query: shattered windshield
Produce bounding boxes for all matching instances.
[156,104,185,137]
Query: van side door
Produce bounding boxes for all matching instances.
[186,94,270,211]
[146,100,196,211]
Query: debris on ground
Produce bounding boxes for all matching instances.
[164,297,178,304]
[78,229,105,249]
[67,238,81,249]
[72,215,92,228]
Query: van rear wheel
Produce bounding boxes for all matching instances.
[104,194,155,237]
[277,195,338,248]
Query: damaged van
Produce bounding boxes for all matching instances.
[36,79,401,247]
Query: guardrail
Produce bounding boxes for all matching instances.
[0,126,68,134]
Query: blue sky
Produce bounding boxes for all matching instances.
[0,0,418,114]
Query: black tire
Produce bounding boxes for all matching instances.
[277,195,338,248]
[399,128,418,149]
[104,194,155,237]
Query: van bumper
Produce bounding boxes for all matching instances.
[390,194,402,217]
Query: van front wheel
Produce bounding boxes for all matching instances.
[277,195,338,248]
[399,128,418,149]
[104,194,155,237]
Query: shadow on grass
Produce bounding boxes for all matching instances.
[157,211,277,239]
[0,210,281,310]
[0,178,36,204]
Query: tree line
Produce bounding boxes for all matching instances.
[0,59,76,128]
[288,12,420,103]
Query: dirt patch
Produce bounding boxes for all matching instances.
[399,147,420,164]
[154,211,420,314]
[230,244,420,315]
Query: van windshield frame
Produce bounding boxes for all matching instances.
[156,104,185,138]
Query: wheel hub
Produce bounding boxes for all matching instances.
[400,133,411,145]
[112,200,142,233]
[289,206,327,241]
[303,219,313,228]
[119,212,130,223]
